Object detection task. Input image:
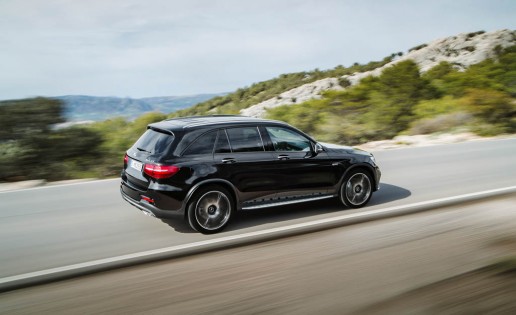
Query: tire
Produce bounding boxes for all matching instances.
[339,169,373,208]
[186,185,234,234]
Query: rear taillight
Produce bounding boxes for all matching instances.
[143,164,180,179]
[124,154,128,166]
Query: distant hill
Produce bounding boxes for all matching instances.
[56,93,226,122]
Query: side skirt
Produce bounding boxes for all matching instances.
[241,194,335,210]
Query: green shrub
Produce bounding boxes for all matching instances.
[471,122,512,136]
[467,30,485,39]
[408,112,472,135]
[266,99,327,136]
[413,96,462,119]
[459,89,515,124]
[408,43,428,52]
[338,77,351,88]
[424,61,456,81]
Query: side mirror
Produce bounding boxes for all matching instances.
[305,142,324,158]
[315,143,324,154]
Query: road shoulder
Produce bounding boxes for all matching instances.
[1,194,515,314]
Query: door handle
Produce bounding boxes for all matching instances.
[221,158,236,164]
[278,154,289,160]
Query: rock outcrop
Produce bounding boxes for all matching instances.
[240,77,343,117]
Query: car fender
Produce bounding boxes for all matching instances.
[181,179,241,215]
[337,162,378,192]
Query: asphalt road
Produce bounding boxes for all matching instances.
[0,138,515,278]
[2,194,515,314]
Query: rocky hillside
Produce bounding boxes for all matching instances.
[239,78,343,117]
[241,29,515,117]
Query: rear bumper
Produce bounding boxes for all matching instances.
[120,181,184,218]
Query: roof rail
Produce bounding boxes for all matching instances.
[182,118,263,129]
[165,115,243,121]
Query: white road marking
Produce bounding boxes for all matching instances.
[1,185,515,288]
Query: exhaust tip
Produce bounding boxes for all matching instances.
[140,209,156,218]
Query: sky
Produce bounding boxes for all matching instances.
[0,0,515,100]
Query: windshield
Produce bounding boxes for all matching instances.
[133,129,174,155]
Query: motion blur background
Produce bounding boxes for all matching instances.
[0,0,515,183]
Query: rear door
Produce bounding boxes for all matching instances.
[213,127,276,201]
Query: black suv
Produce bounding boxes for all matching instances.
[121,116,381,233]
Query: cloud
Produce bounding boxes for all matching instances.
[0,0,515,99]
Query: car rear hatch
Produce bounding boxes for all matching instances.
[124,127,175,190]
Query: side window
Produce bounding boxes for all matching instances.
[265,126,312,152]
[182,130,217,156]
[214,130,231,154]
[226,127,264,153]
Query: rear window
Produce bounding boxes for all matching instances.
[133,129,174,155]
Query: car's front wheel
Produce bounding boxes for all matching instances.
[187,185,234,234]
[340,169,373,208]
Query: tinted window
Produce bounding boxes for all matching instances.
[133,129,174,155]
[214,130,231,154]
[266,126,311,152]
[226,127,264,153]
[183,130,217,156]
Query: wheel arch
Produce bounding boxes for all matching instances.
[182,179,240,218]
[339,163,378,192]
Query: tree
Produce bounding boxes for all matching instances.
[365,60,436,135]
[460,89,515,124]
[0,97,104,180]
[0,97,64,141]
[423,61,455,81]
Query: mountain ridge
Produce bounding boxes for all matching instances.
[56,93,227,122]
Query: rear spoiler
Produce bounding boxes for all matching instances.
[148,126,174,136]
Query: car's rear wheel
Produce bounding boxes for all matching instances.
[340,169,373,208]
[187,185,234,234]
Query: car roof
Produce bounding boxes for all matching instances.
[149,115,290,131]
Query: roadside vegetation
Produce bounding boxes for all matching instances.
[0,46,514,182]
[267,45,516,144]
[0,98,167,181]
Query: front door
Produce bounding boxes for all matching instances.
[261,125,337,198]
